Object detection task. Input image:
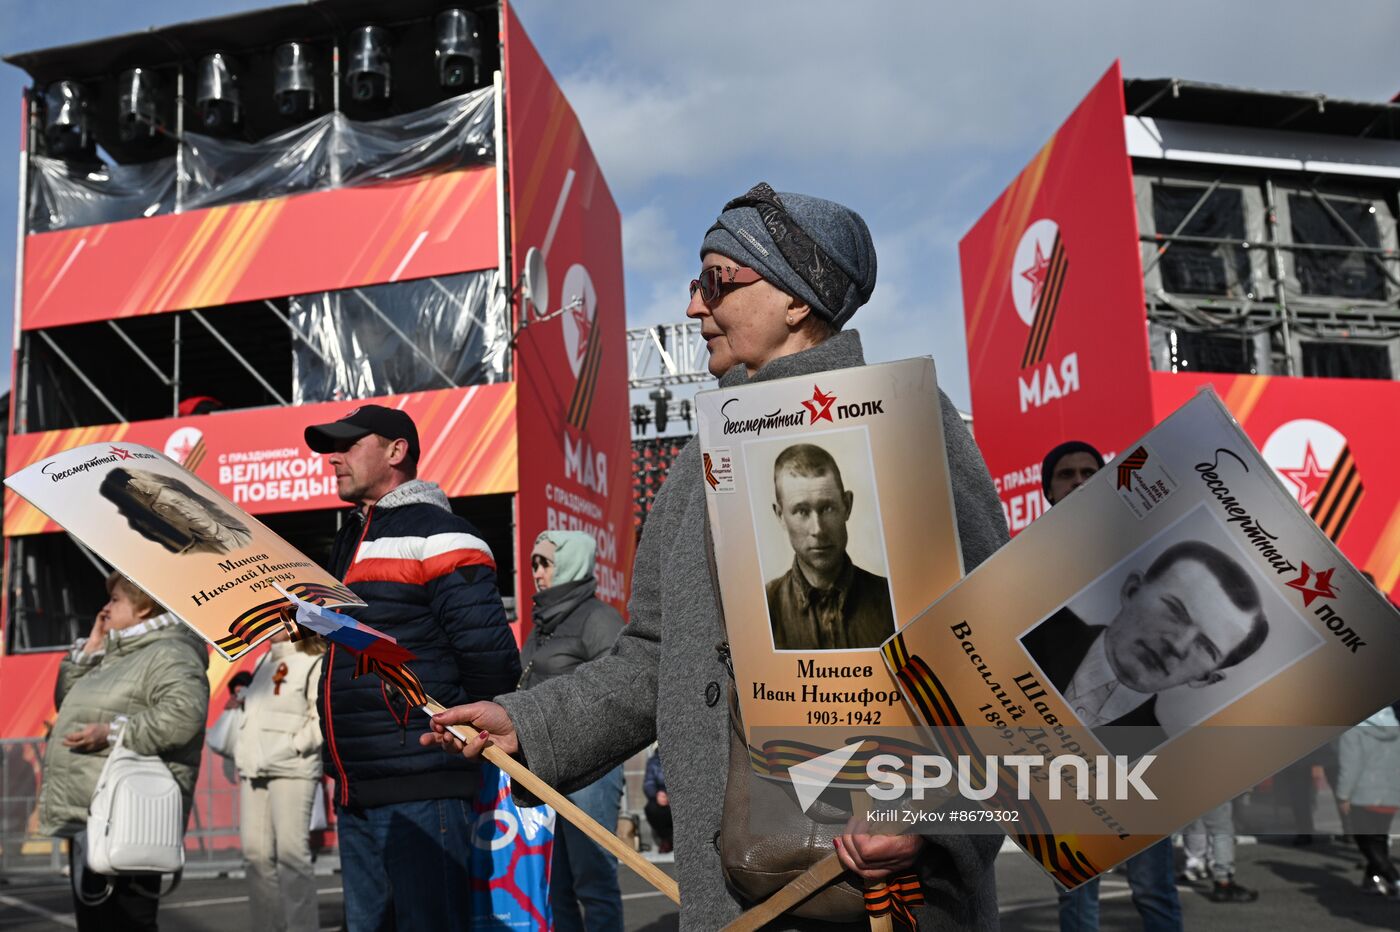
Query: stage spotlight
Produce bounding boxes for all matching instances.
[272,42,316,118]
[346,26,391,102]
[116,68,158,142]
[650,387,672,432]
[195,53,241,134]
[42,80,92,158]
[435,9,482,90]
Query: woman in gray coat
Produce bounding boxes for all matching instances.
[41,572,209,931]
[425,184,1009,929]
[521,530,625,931]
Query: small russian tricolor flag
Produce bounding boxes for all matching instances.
[273,584,416,666]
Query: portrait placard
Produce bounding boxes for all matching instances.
[697,358,965,781]
[882,389,1400,888]
[5,442,362,659]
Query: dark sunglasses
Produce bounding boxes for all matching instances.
[530,555,554,571]
[689,265,763,307]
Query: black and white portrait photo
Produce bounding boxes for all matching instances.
[1019,505,1323,759]
[99,466,254,556]
[745,430,897,652]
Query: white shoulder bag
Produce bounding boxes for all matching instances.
[86,727,185,877]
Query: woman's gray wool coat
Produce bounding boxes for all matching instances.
[498,331,1010,929]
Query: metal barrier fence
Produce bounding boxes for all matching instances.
[1,736,659,878]
[0,737,250,876]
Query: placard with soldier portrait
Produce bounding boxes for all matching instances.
[882,389,1400,888]
[696,357,965,782]
[5,442,362,660]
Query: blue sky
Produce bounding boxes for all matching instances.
[3,0,1400,411]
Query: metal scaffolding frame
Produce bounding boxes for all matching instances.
[1138,166,1400,378]
[626,322,710,390]
[16,282,510,434]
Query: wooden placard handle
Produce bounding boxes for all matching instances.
[720,853,847,932]
[421,700,680,906]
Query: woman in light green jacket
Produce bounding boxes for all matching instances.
[40,572,209,931]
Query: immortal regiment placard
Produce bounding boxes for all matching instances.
[881,389,1400,889]
[696,358,965,785]
[5,442,362,659]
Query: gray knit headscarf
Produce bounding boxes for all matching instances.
[700,182,876,330]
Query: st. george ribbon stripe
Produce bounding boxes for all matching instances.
[1310,447,1363,541]
[353,651,428,706]
[1026,236,1069,366]
[567,320,605,431]
[864,875,925,931]
[1116,447,1149,490]
[882,634,1102,888]
[221,581,363,654]
[745,734,935,784]
[1020,234,1068,369]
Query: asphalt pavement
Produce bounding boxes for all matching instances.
[2,837,1398,930]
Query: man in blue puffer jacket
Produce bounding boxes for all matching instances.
[305,404,520,931]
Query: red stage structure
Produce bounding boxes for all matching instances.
[0,0,631,785]
[962,63,1400,602]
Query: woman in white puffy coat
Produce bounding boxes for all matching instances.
[233,630,325,931]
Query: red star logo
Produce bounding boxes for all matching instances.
[108,446,132,460]
[571,302,593,365]
[1286,562,1338,607]
[170,438,195,464]
[1280,442,1331,510]
[802,385,837,424]
[1020,240,1051,307]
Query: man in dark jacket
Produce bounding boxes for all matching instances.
[305,404,520,932]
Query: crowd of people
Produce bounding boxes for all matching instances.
[29,182,1400,932]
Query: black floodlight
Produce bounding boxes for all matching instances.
[650,387,672,432]
[195,53,241,133]
[435,9,482,89]
[347,25,391,102]
[42,80,93,158]
[272,42,316,117]
[116,68,158,141]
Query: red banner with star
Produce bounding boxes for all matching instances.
[502,1,634,625]
[960,62,1152,538]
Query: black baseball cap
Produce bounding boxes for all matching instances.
[305,404,421,462]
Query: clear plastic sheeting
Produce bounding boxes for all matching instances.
[181,115,338,209]
[27,155,177,232]
[183,87,495,210]
[27,87,494,233]
[289,269,507,404]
